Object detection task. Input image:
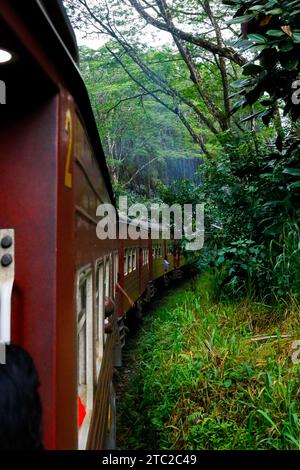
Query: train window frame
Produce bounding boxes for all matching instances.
[77,265,94,450]
[114,250,118,297]
[128,249,132,273]
[124,249,128,276]
[132,248,137,271]
[104,256,111,345]
[95,261,104,379]
[104,257,110,298]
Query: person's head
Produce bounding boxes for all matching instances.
[0,344,43,450]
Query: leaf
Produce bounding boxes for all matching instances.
[266,29,286,37]
[249,5,265,12]
[257,410,279,432]
[266,8,283,15]
[224,379,232,388]
[279,41,294,52]
[282,433,300,449]
[247,33,268,44]
[227,14,256,25]
[260,15,272,26]
[280,57,299,71]
[283,168,300,176]
[288,182,300,190]
[241,110,266,122]
[292,32,300,42]
[281,25,293,37]
[243,63,263,75]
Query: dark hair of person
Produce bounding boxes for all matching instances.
[0,344,43,450]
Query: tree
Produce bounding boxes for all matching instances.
[80,45,205,192]
[65,0,256,157]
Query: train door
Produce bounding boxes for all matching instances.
[77,267,94,449]
[95,262,104,379]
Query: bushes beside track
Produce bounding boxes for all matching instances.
[117,273,300,450]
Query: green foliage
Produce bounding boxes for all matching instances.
[79,44,207,193]
[73,2,300,304]
[118,275,300,450]
[225,0,300,122]
[195,131,300,302]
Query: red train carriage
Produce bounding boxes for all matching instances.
[0,0,187,450]
[0,0,117,449]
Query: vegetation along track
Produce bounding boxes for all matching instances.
[115,273,300,450]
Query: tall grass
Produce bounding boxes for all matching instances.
[117,273,300,450]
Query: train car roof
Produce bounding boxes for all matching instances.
[38,0,79,64]
[0,0,115,206]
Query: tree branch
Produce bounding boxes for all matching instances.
[128,0,246,66]
[105,90,162,114]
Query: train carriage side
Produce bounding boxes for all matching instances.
[73,111,118,450]
[0,0,118,450]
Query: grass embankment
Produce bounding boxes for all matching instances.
[117,273,300,450]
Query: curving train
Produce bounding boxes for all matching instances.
[0,0,187,449]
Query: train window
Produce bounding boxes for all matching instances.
[77,268,94,449]
[104,257,111,346]
[114,251,118,296]
[124,250,128,275]
[132,249,137,271]
[104,257,110,298]
[152,247,156,259]
[146,249,149,265]
[128,249,132,273]
[95,262,104,378]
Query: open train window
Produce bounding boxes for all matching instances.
[128,249,132,273]
[124,249,128,276]
[77,267,94,449]
[104,257,110,298]
[114,251,118,297]
[104,257,111,344]
[132,248,137,271]
[95,262,104,378]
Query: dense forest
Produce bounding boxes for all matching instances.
[67,0,299,303]
[66,0,300,449]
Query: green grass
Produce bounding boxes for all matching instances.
[117,273,300,450]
